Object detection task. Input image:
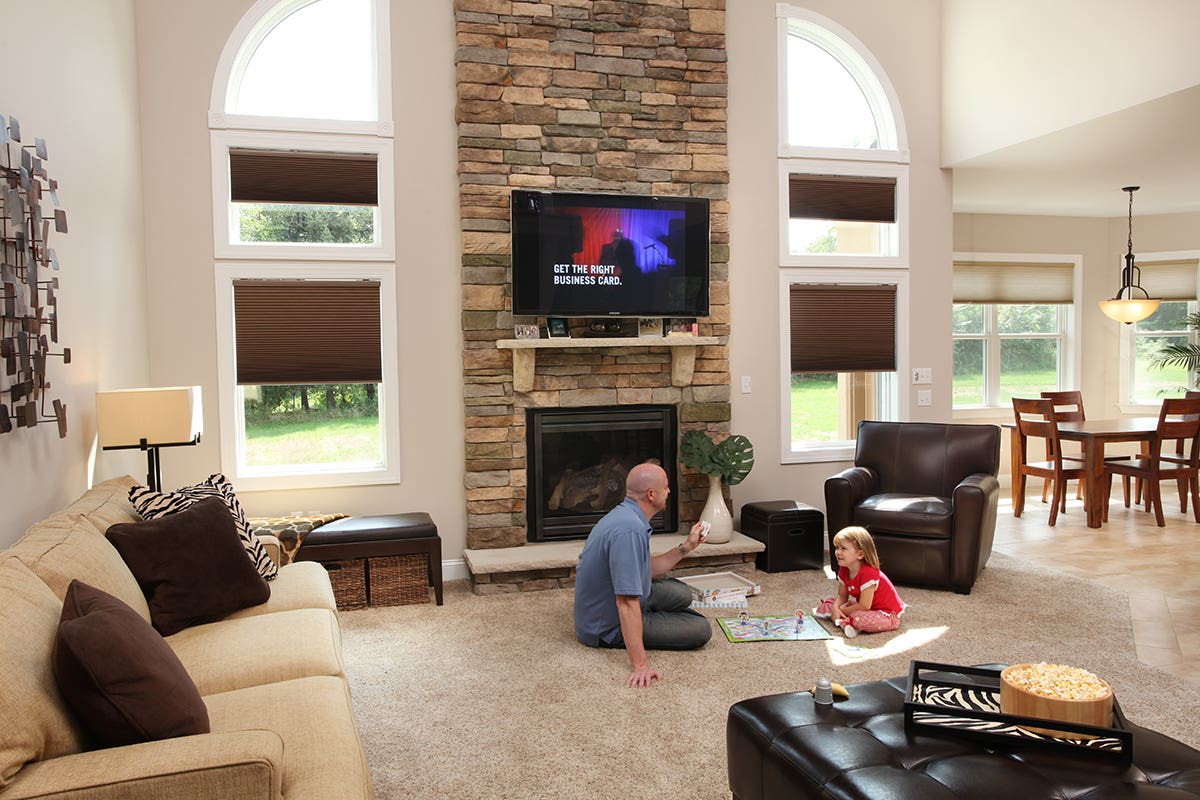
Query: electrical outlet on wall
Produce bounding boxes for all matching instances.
[916,389,932,407]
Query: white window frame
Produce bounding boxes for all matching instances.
[951,252,1082,418]
[776,4,908,163]
[210,129,395,261]
[1118,250,1200,414]
[779,158,908,268]
[213,262,400,491]
[779,268,910,464]
[208,0,394,138]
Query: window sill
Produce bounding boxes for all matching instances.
[228,464,400,493]
[782,441,855,464]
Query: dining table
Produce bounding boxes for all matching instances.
[1006,416,1161,528]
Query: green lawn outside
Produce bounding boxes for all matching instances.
[244,415,380,467]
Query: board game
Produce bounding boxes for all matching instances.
[718,613,835,643]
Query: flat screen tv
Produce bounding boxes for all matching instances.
[510,189,710,318]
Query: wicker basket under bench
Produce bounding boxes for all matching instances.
[295,513,443,609]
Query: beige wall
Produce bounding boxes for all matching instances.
[726,0,953,516]
[0,0,150,546]
[130,0,468,557]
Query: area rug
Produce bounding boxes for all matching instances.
[339,553,1199,800]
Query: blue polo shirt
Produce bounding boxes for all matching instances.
[573,498,652,647]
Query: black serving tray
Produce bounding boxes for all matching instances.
[903,661,1133,764]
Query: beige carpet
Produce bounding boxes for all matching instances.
[339,553,1199,800]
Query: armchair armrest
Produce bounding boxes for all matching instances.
[823,466,879,567]
[256,533,282,566]
[3,729,284,800]
[949,473,1001,594]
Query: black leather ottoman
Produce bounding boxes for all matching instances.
[297,513,443,606]
[727,670,1200,800]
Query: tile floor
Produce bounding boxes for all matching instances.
[994,485,1200,685]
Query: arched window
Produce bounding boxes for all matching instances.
[209,0,398,491]
[776,7,909,463]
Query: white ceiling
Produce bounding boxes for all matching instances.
[942,0,1200,218]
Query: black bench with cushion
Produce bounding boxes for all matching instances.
[296,513,443,605]
[727,669,1200,800]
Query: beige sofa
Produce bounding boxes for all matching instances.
[0,476,374,799]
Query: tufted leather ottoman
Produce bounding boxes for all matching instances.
[727,669,1200,800]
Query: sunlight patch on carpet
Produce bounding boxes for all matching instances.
[826,626,948,664]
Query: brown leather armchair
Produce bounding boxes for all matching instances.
[824,421,1001,594]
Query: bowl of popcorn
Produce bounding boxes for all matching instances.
[1000,662,1113,739]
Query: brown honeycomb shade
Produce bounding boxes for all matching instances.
[788,174,896,223]
[234,280,382,384]
[789,283,897,372]
[229,149,378,206]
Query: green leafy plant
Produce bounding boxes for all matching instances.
[1149,310,1200,391]
[680,430,755,486]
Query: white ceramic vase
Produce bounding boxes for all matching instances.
[698,474,733,544]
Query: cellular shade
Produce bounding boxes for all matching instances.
[953,261,1075,304]
[234,280,381,385]
[789,283,896,372]
[229,149,378,206]
[1137,259,1199,301]
[788,174,895,223]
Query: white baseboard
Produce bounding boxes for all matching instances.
[443,559,469,582]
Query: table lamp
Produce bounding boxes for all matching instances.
[96,386,203,492]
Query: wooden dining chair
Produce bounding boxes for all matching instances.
[1103,396,1200,527]
[1132,390,1200,513]
[1039,390,1086,510]
[1012,397,1087,526]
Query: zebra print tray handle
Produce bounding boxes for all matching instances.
[902,661,1133,764]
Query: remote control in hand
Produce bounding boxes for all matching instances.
[697,521,711,540]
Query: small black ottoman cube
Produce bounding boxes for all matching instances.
[297,513,443,607]
[739,501,825,572]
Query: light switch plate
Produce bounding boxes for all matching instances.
[912,368,932,385]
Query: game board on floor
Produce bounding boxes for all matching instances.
[718,613,835,643]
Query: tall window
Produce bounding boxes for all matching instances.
[1120,255,1200,406]
[211,0,396,490]
[951,257,1077,409]
[777,7,908,461]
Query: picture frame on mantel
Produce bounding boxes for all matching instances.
[638,317,662,338]
[546,317,569,338]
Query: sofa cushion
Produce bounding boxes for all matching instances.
[168,608,343,696]
[106,497,270,636]
[53,580,209,748]
[62,475,142,532]
[129,473,278,581]
[9,512,152,622]
[205,676,372,800]
[223,560,337,620]
[0,556,86,790]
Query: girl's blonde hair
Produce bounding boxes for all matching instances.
[832,526,880,568]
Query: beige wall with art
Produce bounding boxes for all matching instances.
[127,0,468,557]
[725,0,953,517]
[0,0,150,546]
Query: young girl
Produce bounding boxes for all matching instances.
[813,526,905,638]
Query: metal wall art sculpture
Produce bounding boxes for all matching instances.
[1,114,70,438]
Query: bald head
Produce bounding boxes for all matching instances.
[626,462,668,499]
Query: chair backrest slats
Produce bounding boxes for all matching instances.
[1040,390,1085,423]
[1012,397,1065,465]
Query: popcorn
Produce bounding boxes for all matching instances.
[1004,662,1109,701]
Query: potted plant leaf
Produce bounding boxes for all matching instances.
[680,429,754,544]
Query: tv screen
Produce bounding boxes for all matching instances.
[510,190,710,318]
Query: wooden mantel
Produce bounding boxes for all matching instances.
[496,336,720,393]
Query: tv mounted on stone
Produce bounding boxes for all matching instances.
[510,189,710,319]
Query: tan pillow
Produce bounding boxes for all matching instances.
[0,557,86,789]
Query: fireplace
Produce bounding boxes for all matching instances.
[525,405,678,542]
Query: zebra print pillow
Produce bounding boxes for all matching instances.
[128,473,278,581]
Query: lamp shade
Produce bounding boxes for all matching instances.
[1099,297,1160,324]
[96,387,203,448]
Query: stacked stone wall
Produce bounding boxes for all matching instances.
[456,0,731,549]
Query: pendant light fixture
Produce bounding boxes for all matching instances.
[1099,186,1160,324]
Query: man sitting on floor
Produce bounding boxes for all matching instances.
[573,462,712,688]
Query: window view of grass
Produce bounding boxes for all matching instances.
[790,373,839,442]
[243,384,380,467]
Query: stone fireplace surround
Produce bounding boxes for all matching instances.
[456,0,732,563]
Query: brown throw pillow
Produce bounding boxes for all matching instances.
[106,496,270,636]
[52,580,209,748]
